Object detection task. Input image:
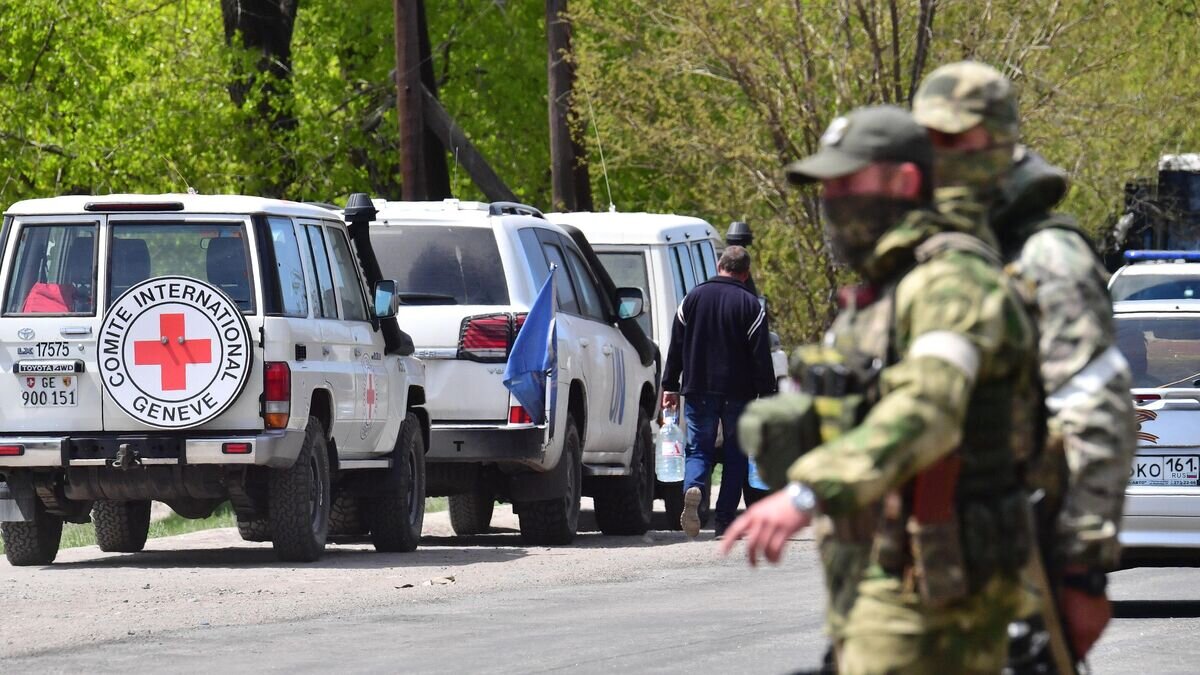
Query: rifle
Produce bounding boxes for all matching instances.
[1022,490,1078,675]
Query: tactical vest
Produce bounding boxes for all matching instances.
[804,232,1035,605]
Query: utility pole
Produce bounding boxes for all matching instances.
[546,0,593,212]
[394,0,428,200]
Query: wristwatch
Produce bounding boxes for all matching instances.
[785,481,816,515]
[1061,567,1108,596]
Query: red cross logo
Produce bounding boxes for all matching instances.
[133,313,212,391]
[365,372,376,418]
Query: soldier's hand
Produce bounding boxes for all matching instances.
[1059,586,1111,657]
[718,490,811,566]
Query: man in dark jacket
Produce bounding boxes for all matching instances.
[662,245,777,538]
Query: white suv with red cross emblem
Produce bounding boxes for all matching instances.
[366,200,659,545]
[0,193,428,565]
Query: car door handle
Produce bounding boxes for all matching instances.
[354,347,363,358]
[60,326,92,337]
[601,344,614,356]
[579,338,590,348]
[322,346,332,357]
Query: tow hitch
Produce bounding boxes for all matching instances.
[112,443,141,470]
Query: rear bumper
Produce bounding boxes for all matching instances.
[428,423,545,463]
[1120,489,1200,549]
[0,429,306,470]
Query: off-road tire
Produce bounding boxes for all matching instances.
[1,500,63,566]
[518,415,582,546]
[268,416,331,562]
[92,500,151,553]
[594,409,654,536]
[329,494,369,537]
[365,412,425,553]
[236,517,271,542]
[448,491,494,536]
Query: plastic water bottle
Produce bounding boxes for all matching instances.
[747,456,769,491]
[656,411,685,482]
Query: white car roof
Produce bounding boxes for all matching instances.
[545,211,719,245]
[4,193,339,220]
[1114,299,1200,314]
[368,199,550,231]
[1113,261,1200,278]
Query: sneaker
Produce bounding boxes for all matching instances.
[681,487,702,538]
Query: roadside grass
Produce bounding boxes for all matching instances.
[1,497,451,553]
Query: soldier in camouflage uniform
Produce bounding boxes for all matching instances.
[913,61,1138,667]
[723,105,1040,673]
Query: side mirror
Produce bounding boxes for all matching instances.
[373,279,400,319]
[769,331,782,351]
[616,286,645,320]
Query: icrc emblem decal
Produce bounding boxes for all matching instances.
[99,276,252,429]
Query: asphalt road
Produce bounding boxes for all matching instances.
[1,503,1197,674]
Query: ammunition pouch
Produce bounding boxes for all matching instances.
[737,392,820,490]
[960,490,1032,590]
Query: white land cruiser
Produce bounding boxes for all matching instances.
[366,200,659,544]
[0,193,428,565]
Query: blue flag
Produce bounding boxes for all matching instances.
[503,267,558,425]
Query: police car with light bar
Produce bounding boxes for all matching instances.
[0,193,429,565]
[1113,251,1200,554]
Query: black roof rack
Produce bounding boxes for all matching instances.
[488,201,544,219]
[305,201,342,212]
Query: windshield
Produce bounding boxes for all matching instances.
[1111,272,1200,302]
[1115,315,1200,388]
[596,251,652,337]
[372,226,509,306]
[109,223,254,311]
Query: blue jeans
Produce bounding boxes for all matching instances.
[682,394,749,526]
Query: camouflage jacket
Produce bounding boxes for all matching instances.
[989,148,1137,569]
[789,209,1037,524]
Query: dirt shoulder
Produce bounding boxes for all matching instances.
[0,500,811,659]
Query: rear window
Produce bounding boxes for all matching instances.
[109,223,254,311]
[372,226,509,306]
[597,251,652,336]
[5,223,98,315]
[1116,315,1200,388]
[1111,272,1200,302]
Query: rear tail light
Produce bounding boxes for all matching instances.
[509,405,533,425]
[222,442,252,455]
[0,445,24,456]
[458,314,513,362]
[264,361,291,429]
[1134,393,1162,404]
[456,312,534,363]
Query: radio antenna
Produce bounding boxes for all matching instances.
[584,89,615,212]
[162,156,193,194]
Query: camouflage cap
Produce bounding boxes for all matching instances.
[912,61,1019,143]
[785,105,932,185]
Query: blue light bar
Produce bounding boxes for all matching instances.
[1124,250,1200,263]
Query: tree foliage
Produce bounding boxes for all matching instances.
[0,0,1197,343]
[573,0,1200,341]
